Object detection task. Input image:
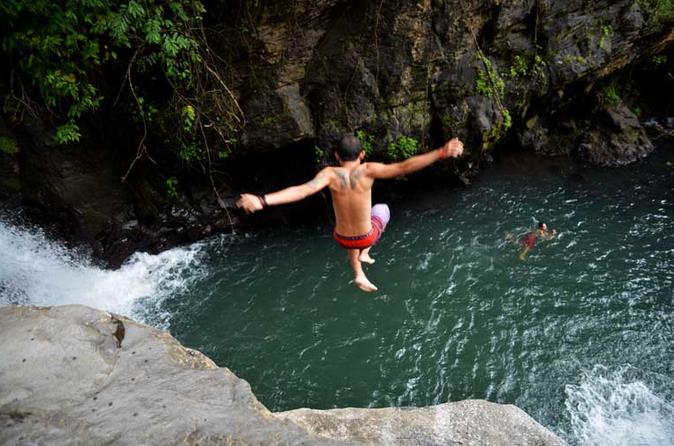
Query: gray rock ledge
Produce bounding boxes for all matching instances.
[0,305,567,445]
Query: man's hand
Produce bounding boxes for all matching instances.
[439,137,464,159]
[237,193,264,214]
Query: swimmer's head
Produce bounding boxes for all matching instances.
[538,221,547,231]
[336,134,363,161]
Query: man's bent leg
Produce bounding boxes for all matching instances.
[360,204,390,264]
[348,249,378,292]
[371,203,390,228]
[519,246,531,261]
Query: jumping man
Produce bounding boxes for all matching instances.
[237,134,464,292]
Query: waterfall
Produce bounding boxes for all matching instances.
[0,218,206,328]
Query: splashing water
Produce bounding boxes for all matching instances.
[565,365,674,446]
[0,218,207,328]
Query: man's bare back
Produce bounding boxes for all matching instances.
[237,134,464,292]
[319,164,375,236]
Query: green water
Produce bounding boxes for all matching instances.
[143,148,674,444]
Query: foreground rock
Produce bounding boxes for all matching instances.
[0,305,566,445]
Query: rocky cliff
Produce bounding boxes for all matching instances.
[0,304,567,445]
[0,0,672,264]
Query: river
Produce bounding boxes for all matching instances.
[2,146,673,445]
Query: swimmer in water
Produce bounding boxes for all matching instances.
[237,134,464,292]
[517,221,557,260]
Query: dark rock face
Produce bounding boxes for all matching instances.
[0,304,567,445]
[578,102,654,166]
[233,0,668,160]
[1,0,672,264]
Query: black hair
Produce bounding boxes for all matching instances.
[336,134,363,161]
[538,221,546,229]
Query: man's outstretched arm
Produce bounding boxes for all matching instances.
[366,137,464,179]
[237,168,332,214]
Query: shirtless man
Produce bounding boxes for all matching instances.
[237,134,464,292]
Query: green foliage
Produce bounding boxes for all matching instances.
[355,129,375,156]
[475,73,490,97]
[507,55,529,79]
[599,24,614,50]
[181,104,196,134]
[505,53,547,80]
[637,0,674,27]
[177,142,200,162]
[261,114,279,128]
[217,148,230,160]
[602,84,622,106]
[165,176,179,200]
[633,106,642,117]
[651,54,668,66]
[54,122,82,144]
[475,56,504,99]
[0,136,18,155]
[314,145,323,166]
[474,54,516,148]
[502,109,512,130]
[1,0,205,144]
[387,136,418,161]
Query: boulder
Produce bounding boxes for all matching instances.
[0,304,567,445]
[577,102,654,166]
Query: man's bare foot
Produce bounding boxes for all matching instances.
[354,275,378,292]
[359,252,375,264]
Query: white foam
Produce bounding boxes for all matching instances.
[0,219,207,328]
[565,365,674,446]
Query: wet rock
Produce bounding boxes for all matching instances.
[518,115,577,157]
[279,401,567,446]
[0,305,343,445]
[577,102,654,166]
[0,304,567,446]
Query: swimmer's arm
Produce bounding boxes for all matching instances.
[237,168,331,213]
[366,138,464,179]
[543,229,558,240]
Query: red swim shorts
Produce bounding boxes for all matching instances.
[333,216,386,250]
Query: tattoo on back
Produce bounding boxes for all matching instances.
[335,171,348,189]
[349,168,364,189]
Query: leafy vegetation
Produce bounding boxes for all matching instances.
[355,129,375,156]
[165,176,179,200]
[637,0,674,27]
[599,24,614,50]
[387,136,418,161]
[504,54,547,81]
[314,145,324,166]
[602,84,622,106]
[1,0,243,182]
[475,54,513,148]
[1,0,202,143]
[475,56,505,99]
[650,54,668,66]
[501,109,512,131]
